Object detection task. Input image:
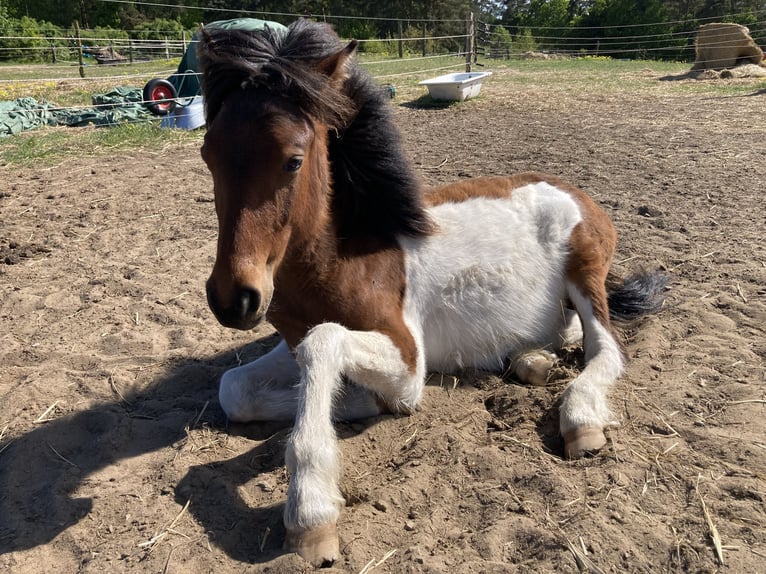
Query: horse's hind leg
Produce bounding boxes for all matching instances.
[558,279,624,458]
[219,338,383,423]
[559,307,583,347]
[512,308,583,386]
[513,350,558,386]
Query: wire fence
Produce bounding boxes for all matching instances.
[0,21,474,127]
[0,11,764,133]
[2,18,764,67]
[480,19,766,61]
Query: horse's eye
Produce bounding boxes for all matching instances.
[285,157,303,172]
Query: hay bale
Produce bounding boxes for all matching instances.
[691,23,764,71]
[719,63,766,78]
[521,51,550,60]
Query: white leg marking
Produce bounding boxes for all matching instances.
[284,323,422,536]
[559,283,623,456]
[558,307,583,349]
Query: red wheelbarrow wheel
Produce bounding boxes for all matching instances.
[143,79,178,116]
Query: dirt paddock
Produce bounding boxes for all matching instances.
[1,68,765,573]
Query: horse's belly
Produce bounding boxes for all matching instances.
[418,263,568,372]
[400,188,581,373]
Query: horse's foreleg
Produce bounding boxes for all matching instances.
[219,338,385,423]
[284,322,421,566]
[558,282,624,458]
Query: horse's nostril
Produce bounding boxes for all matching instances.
[237,288,261,319]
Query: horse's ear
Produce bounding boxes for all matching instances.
[196,24,215,59]
[317,40,358,83]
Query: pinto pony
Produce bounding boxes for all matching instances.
[198,19,666,566]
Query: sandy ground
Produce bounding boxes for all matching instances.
[1,68,765,573]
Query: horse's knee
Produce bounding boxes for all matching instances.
[219,367,252,422]
[294,323,347,370]
[513,350,558,386]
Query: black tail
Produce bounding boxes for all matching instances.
[607,270,668,321]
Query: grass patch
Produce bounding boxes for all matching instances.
[0,59,181,82]
[0,122,202,167]
[1,55,764,168]
[380,56,765,101]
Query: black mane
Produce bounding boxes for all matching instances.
[197,19,432,244]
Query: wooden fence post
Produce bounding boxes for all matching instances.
[74,20,85,78]
[398,20,403,59]
[466,12,474,72]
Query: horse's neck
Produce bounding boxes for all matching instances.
[327,88,430,242]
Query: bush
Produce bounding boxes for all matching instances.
[514,28,538,53]
[133,18,188,41]
[402,24,433,56]
[0,16,58,62]
[486,25,512,58]
[358,38,397,56]
[80,26,130,42]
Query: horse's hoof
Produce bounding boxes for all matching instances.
[563,426,607,459]
[514,351,556,386]
[285,523,340,567]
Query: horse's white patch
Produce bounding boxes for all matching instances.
[400,182,583,372]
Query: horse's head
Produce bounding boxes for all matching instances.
[198,21,357,330]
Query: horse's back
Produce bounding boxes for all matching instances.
[402,175,586,372]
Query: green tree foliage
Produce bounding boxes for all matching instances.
[499,0,766,60]
[2,0,765,63]
[133,18,188,41]
[486,24,512,57]
[0,15,53,62]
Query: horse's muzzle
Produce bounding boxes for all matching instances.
[206,280,265,330]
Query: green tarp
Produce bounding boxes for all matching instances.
[0,97,61,136]
[0,86,152,137]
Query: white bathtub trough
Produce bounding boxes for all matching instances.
[418,71,493,102]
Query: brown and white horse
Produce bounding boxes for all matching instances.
[198,19,666,566]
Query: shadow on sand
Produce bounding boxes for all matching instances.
[0,332,385,564]
[0,334,291,565]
